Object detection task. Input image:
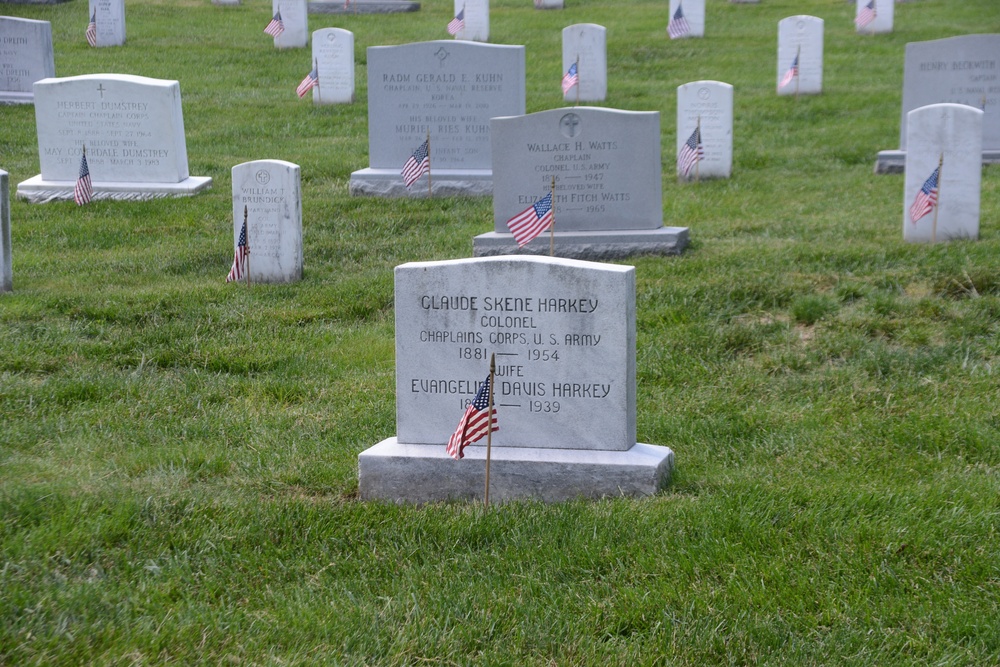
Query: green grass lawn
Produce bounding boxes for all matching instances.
[2,0,1000,663]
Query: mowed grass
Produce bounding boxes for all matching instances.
[2,0,1000,664]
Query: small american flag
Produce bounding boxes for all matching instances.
[264,10,285,37]
[226,218,250,283]
[667,3,691,39]
[855,0,877,29]
[909,165,940,224]
[447,8,465,36]
[779,53,799,88]
[86,12,97,47]
[401,140,430,188]
[74,151,93,206]
[677,125,704,177]
[507,192,553,248]
[447,375,498,460]
[561,62,578,95]
[296,66,319,98]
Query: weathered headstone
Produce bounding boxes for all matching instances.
[877,34,1000,173]
[311,28,354,104]
[231,160,303,283]
[903,104,982,243]
[475,107,688,259]
[0,17,55,105]
[677,80,732,180]
[88,0,126,47]
[562,24,606,103]
[777,16,822,96]
[350,41,525,197]
[0,169,10,293]
[453,0,487,43]
[273,0,308,49]
[359,255,675,503]
[669,0,704,38]
[17,74,212,202]
[855,0,892,35]
[534,0,563,8]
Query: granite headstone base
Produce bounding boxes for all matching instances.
[309,0,418,13]
[875,149,1000,174]
[359,439,674,504]
[349,168,491,197]
[0,92,34,105]
[473,227,689,260]
[16,176,212,203]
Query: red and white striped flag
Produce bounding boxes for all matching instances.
[561,62,578,95]
[855,1,876,30]
[909,165,940,224]
[447,8,465,36]
[677,125,704,177]
[296,66,319,98]
[506,192,553,248]
[446,375,498,460]
[86,12,97,47]
[667,3,690,39]
[779,53,799,89]
[74,151,93,205]
[401,140,430,188]
[226,218,250,282]
[264,10,285,37]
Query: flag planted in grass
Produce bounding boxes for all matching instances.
[86,12,97,47]
[74,150,92,206]
[909,165,940,223]
[447,375,498,460]
[227,217,250,282]
[402,140,430,188]
[779,53,799,88]
[855,1,876,30]
[264,11,285,37]
[506,192,553,248]
[561,62,578,95]
[447,8,465,35]
[667,3,690,39]
[296,66,318,98]
[677,125,703,177]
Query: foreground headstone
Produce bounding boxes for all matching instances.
[669,0,704,38]
[89,0,126,47]
[273,0,308,49]
[677,80,732,180]
[855,0,892,35]
[475,107,688,259]
[0,169,10,293]
[17,74,212,203]
[350,41,525,197]
[231,160,303,283]
[359,256,675,503]
[776,16,822,96]
[877,34,1000,173]
[903,104,982,243]
[0,17,55,105]
[311,28,354,104]
[453,0,488,42]
[562,24,606,103]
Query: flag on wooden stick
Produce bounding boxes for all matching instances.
[74,149,93,206]
[447,7,465,35]
[402,139,430,188]
[779,53,799,88]
[909,164,940,224]
[296,65,319,98]
[506,192,553,247]
[264,10,285,37]
[86,12,97,47]
[677,125,704,177]
[561,61,579,95]
[447,375,498,460]
[855,0,876,30]
[667,3,690,39]
[226,217,250,282]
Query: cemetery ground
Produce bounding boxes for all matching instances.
[1,0,999,663]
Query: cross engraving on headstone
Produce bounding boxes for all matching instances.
[559,112,581,138]
[97,84,106,98]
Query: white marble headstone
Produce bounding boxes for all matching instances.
[777,16,823,96]
[311,28,354,104]
[273,0,308,49]
[677,81,733,180]
[534,0,563,8]
[903,104,982,243]
[669,0,705,38]
[562,24,606,103]
[231,160,303,283]
[88,0,125,47]
[453,0,488,43]
[0,17,54,104]
[856,0,892,35]
[0,169,10,293]
[395,256,636,450]
[18,74,212,202]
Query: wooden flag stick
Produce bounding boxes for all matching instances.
[549,176,556,257]
[244,205,251,287]
[575,55,580,107]
[426,129,432,198]
[695,115,701,183]
[795,45,801,100]
[931,152,943,244]
[484,352,496,508]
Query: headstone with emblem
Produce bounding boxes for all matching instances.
[668,0,704,38]
[776,15,823,96]
[562,24,606,103]
[231,160,303,283]
[677,80,733,180]
[272,0,308,49]
[0,16,55,105]
[855,0,892,35]
[452,0,488,43]
[88,0,126,47]
[17,74,212,203]
[311,28,354,104]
